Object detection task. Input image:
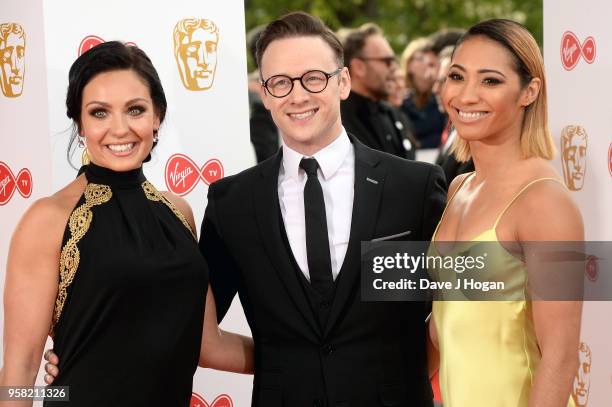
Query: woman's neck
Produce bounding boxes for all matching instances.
[469,129,523,183]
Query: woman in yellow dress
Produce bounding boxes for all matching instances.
[428,19,582,406]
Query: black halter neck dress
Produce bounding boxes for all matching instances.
[45,163,208,406]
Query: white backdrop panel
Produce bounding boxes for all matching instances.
[544,1,612,405]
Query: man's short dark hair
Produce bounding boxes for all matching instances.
[342,23,383,71]
[256,12,344,72]
[429,28,466,55]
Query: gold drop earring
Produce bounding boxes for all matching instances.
[78,135,90,165]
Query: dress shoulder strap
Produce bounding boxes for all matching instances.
[493,177,565,228]
[432,172,475,241]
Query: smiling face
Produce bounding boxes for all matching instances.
[442,36,537,147]
[80,69,160,171]
[259,36,350,155]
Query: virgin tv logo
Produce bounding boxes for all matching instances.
[561,31,595,70]
[190,393,233,407]
[78,35,137,56]
[585,255,597,282]
[0,161,32,205]
[608,143,612,177]
[164,153,224,196]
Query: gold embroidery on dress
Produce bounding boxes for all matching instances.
[51,183,112,335]
[141,180,196,239]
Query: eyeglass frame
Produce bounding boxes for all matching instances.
[355,56,398,68]
[261,68,343,98]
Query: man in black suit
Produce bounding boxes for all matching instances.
[200,12,446,407]
[340,24,417,160]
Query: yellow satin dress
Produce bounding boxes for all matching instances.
[431,173,575,407]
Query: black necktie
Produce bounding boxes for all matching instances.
[299,158,334,297]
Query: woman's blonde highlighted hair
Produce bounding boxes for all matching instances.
[451,19,554,162]
[400,37,433,90]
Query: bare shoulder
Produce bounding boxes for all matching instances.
[18,177,85,236]
[160,191,197,232]
[447,171,473,200]
[9,176,87,269]
[514,175,583,241]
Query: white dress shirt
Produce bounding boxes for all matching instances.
[278,128,355,281]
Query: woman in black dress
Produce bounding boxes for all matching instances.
[0,42,252,406]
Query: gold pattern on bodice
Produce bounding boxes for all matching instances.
[51,183,112,335]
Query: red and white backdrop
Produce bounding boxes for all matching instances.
[2,1,612,406]
[1,0,254,406]
[545,0,612,405]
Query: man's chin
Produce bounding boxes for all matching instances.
[372,89,390,101]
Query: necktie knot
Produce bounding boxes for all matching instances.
[300,158,320,178]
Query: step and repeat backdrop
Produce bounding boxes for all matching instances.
[1,0,611,406]
[545,0,612,406]
[1,0,254,406]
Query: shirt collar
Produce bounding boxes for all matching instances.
[282,127,351,181]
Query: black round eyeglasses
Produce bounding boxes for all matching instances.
[261,68,342,98]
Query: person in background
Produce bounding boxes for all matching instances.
[341,23,416,159]
[428,28,465,56]
[247,25,279,163]
[400,37,446,149]
[387,67,408,108]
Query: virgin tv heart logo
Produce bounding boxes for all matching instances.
[165,154,224,196]
[608,142,612,177]
[78,35,137,56]
[190,393,233,407]
[560,31,596,70]
[0,161,32,205]
[585,255,598,282]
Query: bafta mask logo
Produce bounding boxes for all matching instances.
[0,23,26,98]
[572,342,592,407]
[173,18,219,91]
[560,125,588,191]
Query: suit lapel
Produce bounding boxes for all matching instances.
[253,151,321,337]
[324,139,386,337]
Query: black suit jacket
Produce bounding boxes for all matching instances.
[199,137,446,407]
[249,90,279,163]
[341,91,417,160]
